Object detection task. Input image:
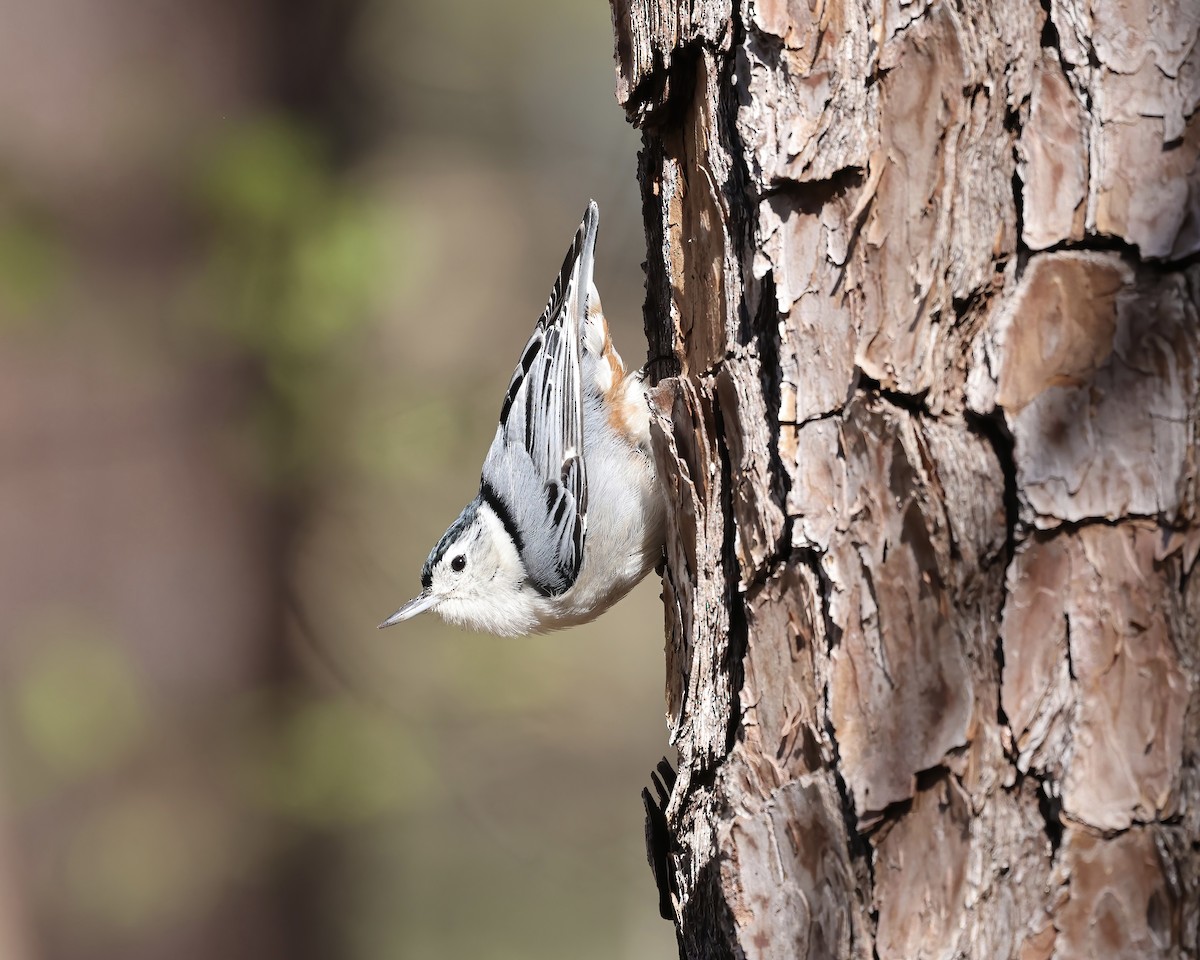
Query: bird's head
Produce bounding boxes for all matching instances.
[379,497,535,636]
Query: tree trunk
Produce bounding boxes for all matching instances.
[611,0,1200,956]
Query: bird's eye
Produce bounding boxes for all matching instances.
[451,555,467,572]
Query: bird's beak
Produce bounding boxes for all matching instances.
[378,591,437,629]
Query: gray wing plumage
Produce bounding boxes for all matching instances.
[479,201,598,596]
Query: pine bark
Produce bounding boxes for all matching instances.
[611,0,1200,957]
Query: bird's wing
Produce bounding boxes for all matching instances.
[479,201,597,597]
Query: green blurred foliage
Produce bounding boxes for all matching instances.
[190,117,393,488]
[238,692,434,825]
[351,394,465,486]
[199,121,327,233]
[0,204,66,325]
[196,118,387,355]
[7,615,147,797]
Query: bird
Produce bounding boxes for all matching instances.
[379,201,666,636]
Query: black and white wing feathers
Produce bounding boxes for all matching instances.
[480,202,598,597]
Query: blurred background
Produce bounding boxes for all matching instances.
[0,1,676,957]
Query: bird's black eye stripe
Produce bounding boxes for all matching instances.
[451,555,466,572]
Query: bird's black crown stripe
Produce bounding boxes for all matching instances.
[422,499,481,589]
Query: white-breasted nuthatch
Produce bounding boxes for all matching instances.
[379,201,666,636]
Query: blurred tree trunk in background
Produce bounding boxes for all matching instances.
[0,2,360,958]
[612,0,1200,956]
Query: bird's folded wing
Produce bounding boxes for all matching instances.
[480,202,598,597]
